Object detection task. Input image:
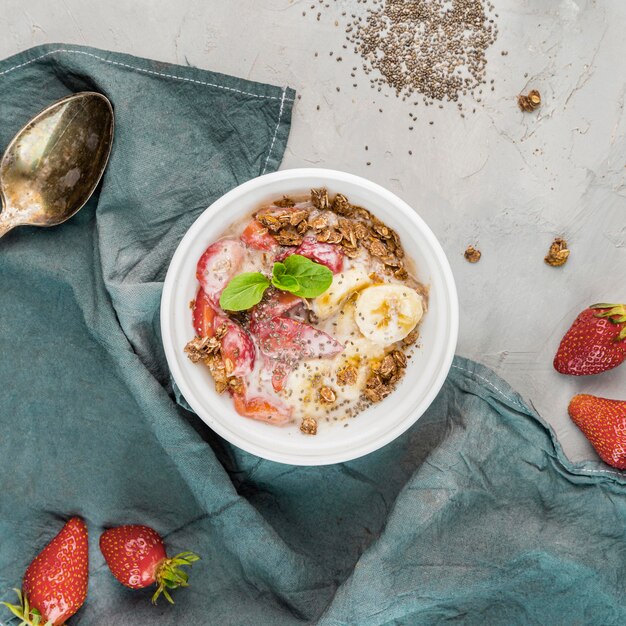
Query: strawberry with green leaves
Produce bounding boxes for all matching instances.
[1,517,88,626]
[554,303,626,375]
[569,394,626,469]
[99,525,199,604]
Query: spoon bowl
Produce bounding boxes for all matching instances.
[0,92,114,238]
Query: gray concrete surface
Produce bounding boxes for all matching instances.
[2,0,625,464]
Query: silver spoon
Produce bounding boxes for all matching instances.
[0,92,114,239]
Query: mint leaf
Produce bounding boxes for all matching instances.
[271,262,302,294]
[281,254,332,298]
[272,262,287,279]
[219,272,270,311]
[272,273,301,294]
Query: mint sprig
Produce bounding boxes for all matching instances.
[219,254,333,311]
[281,254,333,298]
[219,273,270,311]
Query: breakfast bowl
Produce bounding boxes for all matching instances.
[161,168,458,465]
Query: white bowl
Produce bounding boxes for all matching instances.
[161,169,458,465]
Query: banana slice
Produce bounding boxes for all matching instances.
[355,284,423,346]
[312,268,371,320]
[335,301,386,360]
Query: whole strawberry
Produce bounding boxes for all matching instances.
[569,394,626,469]
[554,303,626,375]
[1,517,88,626]
[99,525,199,604]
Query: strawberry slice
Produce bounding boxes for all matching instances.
[196,238,244,308]
[276,237,344,273]
[250,305,343,391]
[214,316,256,377]
[232,391,292,425]
[192,287,216,338]
[250,289,302,325]
[240,220,277,250]
[252,316,344,361]
[270,362,292,393]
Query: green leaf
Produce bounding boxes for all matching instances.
[271,262,303,294]
[1,601,24,620]
[219,273,270,311]
[271,273,301,294]
[280,254,333,298]
[272,262,286,278]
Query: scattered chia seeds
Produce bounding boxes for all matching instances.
[305,0,499,113]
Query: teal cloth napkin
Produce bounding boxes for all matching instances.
[1,44,625,626]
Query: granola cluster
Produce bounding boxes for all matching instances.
[364,349,409,403]
[256,188,408,278]
[300,416,318,435]
[184,325,243,395]
[544,237,570,268]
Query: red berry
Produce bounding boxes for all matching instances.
[214,316,256,377]
[232,389,293,425]
[569,394,626,469]
[554,303,626,375]
[2,517,89,626]
[240,219,277,250]
[192,287,216,338]
[196,238,244,309]
[250,289,302,328]
[276,238,344,273]
[99,525,199,605]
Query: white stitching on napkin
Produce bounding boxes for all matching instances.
[0,48,295,102]
[451,364,626,479]
[575,468,624,477]
[261,87,287,175]
[451,364,523,408]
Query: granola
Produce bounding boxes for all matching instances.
[544,237,570,267]
[300,417,318,435]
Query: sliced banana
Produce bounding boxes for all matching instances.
[312,268,371,320]
[334,301,386,360]
[355,284,423,346]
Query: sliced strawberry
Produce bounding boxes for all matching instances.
[240,220,277,250]
[252,316,344,361]
[192,287,216,338]
[270,362,292,392]
[232,391,292,425]
[214,316,256,377]
[250,289,302,326]
[196,238,244,308]
[276,237,344,273]
[251,304,343,391]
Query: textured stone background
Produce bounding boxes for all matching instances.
[2,0,625,464]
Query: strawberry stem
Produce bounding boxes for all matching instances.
[590,304,626,341]
[1,589,54,626]
[152,551,201,605]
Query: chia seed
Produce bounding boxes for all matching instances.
[305,0,498,113]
